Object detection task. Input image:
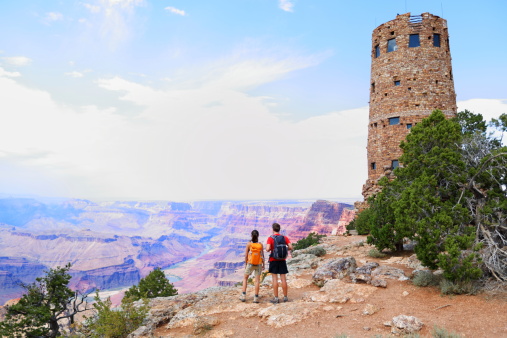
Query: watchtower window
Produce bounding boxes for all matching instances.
[407,124,412,129]
[409,34,420,47]
[394,80,401,86]
[391,160,399,169]
[387,38,397,52]
[375,45,380,58]
[371,162,376,170]
[371,82,375,93]
[433,34,441,47]
[389,117,400,125]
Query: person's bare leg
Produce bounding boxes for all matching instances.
[272,274,279,298]
[280,274,288,297]
[242,274,248,293]
[240,274,248,301]
[254,274,260,296]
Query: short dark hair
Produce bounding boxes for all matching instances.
[272,223,281,232]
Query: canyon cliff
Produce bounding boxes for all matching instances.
[0,197,355,304]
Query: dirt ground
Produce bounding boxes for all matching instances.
[155,235,507,338]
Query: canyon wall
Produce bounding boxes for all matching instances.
[0,197,355,304]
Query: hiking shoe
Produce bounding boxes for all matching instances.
[270,297,279,304]
[240,293,246,302]
[283,296,289,302]
[253,296,259,303]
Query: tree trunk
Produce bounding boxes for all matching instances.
[48,317,60,338]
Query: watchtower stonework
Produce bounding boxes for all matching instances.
[362,12,457,201]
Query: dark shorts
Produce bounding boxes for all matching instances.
[269,260,288,275]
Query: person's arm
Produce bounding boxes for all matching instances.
[266,237,272,252]
[244,242,250,264]
[261,243,266,268]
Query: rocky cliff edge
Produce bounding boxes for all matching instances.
[126,235,507,338]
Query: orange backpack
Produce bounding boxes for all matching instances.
[248,242,263,265]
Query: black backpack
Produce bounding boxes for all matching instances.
[270,235,289,260]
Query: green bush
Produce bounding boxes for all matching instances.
[78,291,149,338]
[368,248,387,258]
[124,267,177,302]
[412,271,441,287]
[293,232,326,250]
[352,207,374,235]
[439,279,478,295]
[432,325,463,338]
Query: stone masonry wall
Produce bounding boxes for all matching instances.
[363,12,457,200]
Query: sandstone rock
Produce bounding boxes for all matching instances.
[391,315,424,334]
[303,279,377,304]
[312,257,357,286]
[362,303,381,315]
[371,278,387,288]
[257,302,323,328]
[193,316,220,335]
[355,262,379,274]
[402,291,409,297]
[371,265,409,281]
[350,273,372,284]
[128,293,206,337]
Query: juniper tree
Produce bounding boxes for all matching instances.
[0,263,90,338]
[364,110,507,282]
[124,267,177,302]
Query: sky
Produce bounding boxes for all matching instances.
[0,0,506,202]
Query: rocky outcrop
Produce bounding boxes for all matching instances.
[295,200,355,238]
[312,257,357,286]
[216,203,308,237]
[70,258,141,292]
[0,258,48,304]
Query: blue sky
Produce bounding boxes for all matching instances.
[0,0,506,201]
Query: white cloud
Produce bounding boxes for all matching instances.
[0,54,368,201]
[0,67,21,78]
[83,3,101,13]
[44,12,64,23]
[457,98,507,122]
[165,6,186,16]
[79,0,146,48]
[2,56,32,67]
[65,71,85,78]
[279,0,294,12]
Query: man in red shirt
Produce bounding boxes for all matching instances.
[266,222,293,303]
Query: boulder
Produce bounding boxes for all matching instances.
[350,273,372,284]
[128,293,205,337]
[355,262,379,274]
[371,266,409,281]
[292,245,326,258]
[370,278,387,288]
[312,257,357,286]
[287,253,320,271]
[391,315,424,334]
[362,303,381,315]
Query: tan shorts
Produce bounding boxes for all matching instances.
[244,263,262,277]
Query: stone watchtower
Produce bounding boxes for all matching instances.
[362,12,457,200]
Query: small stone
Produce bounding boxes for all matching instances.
[402,291,409,296]
[363,327,371,331]
[384,321,392,327]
